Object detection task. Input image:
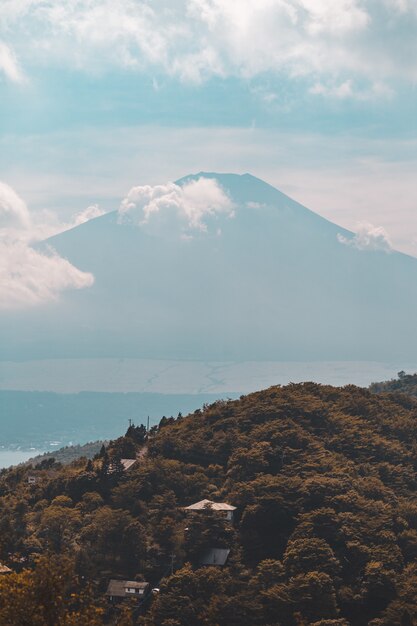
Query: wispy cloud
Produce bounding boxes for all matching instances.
[309,79,394,101]
[2,1,417,96]
[0,181,31,229]
[0,41,24,83]
[0,182,95,310]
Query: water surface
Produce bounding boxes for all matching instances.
[0,449,42,469]
[1,358,414,393]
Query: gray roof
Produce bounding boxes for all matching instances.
[184,499,236,511]
[106,579,149,598]
[199,548,230,566]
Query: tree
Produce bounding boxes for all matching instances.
[289,572,339,623]
[79,506,146,577]
[0,554,103,625]
[283,538,341,579]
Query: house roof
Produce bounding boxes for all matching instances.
[184,499,236,512]
[121,459,137,471]
[106,579,149,597]
[108,458,137,474]
[199,548,230,566]
[0,564,12,574]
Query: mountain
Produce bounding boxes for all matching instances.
[3,172,417,361]
[1,382,417,624]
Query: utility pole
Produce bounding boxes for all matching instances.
[128,418,132,428]
[147,415,150,432]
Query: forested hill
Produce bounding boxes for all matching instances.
[370,370,417,397]
[1,383,417,625]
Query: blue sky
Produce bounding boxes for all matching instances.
[1,0,417,265]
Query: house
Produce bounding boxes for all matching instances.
[106,579,150,603]
[0,564,12,575]
[27,475,37,485]
[108,458,137,474]
[199,548,230,567]
[121,458,137,471]
[183,499,237,521]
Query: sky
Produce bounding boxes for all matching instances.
[1,0,417,306]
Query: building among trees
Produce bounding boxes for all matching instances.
[106,580,150,603]
[183,499,236,521]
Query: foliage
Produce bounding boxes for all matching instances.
[1,383,417,624]
[0,554,103,625]
[370,370,417,399]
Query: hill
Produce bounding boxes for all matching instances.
[0,382,417,624]
[3,173,417,362]
[26,440,106,466]
[370,370,417,397]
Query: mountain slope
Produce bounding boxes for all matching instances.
[1,383,417,624]
[2,172,417,361]
[370,371,417,397]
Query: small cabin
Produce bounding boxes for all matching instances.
[0,564,12,575]
[199,548,230,567]
[121,458,137,471]
[183,499,237,522]
[108,458,137,474]
[27,475,37,485]
[106,579,150,603]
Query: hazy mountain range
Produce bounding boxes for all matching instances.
[3,172,417,362]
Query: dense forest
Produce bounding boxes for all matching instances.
[1,382,417,625]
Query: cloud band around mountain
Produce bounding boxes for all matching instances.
[119,177,235,237]
[337,222,393,252]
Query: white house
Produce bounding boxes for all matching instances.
[106,580,150,603]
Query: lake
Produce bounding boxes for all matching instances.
[1,358,415,393]
[0,449,43,469]
[1,358,415,456]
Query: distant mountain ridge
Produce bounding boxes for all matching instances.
[2,172,417,361]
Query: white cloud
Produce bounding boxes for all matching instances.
[300,0,369,35]
[72,204,106,227]
[0,181,31,229]
[0,241,94,310]
[2,126,417,256]
[2,1,417,95]
[0,181,95,309]
[337,223,393,252]
[309,79,394,100]
[119,176,235,237]
[0,40,24,83]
